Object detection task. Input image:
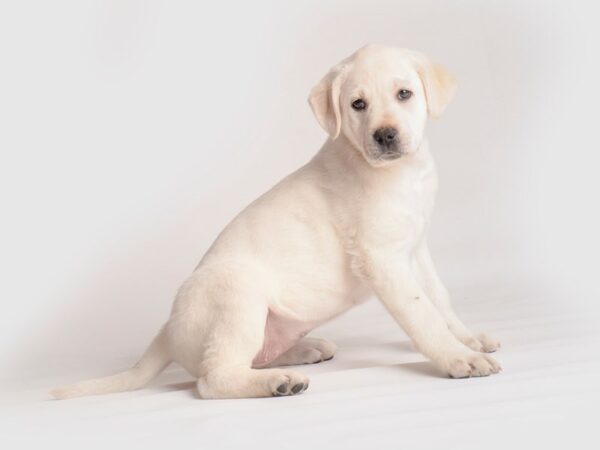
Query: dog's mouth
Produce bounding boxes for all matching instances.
[365,146,404,163]
[377,150,403,161]
[364,137,407,164]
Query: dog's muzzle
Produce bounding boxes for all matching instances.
[372,127,402,160]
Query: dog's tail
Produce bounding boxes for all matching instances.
[50,327,171,400]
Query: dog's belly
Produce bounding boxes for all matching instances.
[252,309,321,367]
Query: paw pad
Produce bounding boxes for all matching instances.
[291,383,305,394]
[274,382,289,396]
[273,380,308,397]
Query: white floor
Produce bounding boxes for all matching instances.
[2,279,599,450]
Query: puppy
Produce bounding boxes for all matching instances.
[52,44,500,400]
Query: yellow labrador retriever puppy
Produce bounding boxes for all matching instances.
[52,44,500,400]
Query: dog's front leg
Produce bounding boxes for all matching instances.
[364,252,501,378]
[414,242,500,353]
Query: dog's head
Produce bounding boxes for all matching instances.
[309,45,456,167]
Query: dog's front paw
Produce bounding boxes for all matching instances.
[442,351,502,378]
[475,332,501,353]
[453,329,501,353]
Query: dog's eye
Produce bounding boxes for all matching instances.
[351,99,367,111]
[398,89,412,100]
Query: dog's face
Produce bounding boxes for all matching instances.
[309,45,456,167]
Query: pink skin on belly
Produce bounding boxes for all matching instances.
[252,309,316,367]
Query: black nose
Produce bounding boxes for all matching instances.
[373,127,398,148]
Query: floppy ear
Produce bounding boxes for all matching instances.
[308,63,347,139]
[414,54,457,119]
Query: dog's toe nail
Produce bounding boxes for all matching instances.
[291,383,304,394]
[276,382,288,395]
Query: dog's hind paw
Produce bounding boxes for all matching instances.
[271,371,309,397]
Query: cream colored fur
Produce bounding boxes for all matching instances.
[51,44,500,401]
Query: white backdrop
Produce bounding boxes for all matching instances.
[1,1,599,448]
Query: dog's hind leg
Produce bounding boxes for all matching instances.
[193,292,310,399]
[197,364,309,399]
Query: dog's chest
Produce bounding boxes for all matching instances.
[389,164,436,213]
[362,161,437,245]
